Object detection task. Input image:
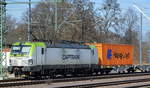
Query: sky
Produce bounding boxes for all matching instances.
[6,0,41,21]
[5,0,150,41]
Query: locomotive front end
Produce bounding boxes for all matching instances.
[9,45,32,66]
[8,42,33,76]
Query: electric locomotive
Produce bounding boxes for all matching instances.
[8,42,99,77]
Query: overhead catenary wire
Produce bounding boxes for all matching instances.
[5,0,64,4]
[133,5,150,21]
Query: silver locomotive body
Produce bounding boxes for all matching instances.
[8,42,99,77]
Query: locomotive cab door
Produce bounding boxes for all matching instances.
[36,47,45,65]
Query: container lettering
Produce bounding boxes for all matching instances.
[113,52,130,59]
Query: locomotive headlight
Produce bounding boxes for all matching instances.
[28,59,33,65]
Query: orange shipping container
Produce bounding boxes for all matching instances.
[87,43,133,66]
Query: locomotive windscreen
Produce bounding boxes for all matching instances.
[11,45,31,55]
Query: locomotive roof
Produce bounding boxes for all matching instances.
[46,43,91,49]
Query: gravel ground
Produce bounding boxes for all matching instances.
[96,81,150,88]
[5,75,150,88]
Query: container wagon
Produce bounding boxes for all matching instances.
[85,43,134,73]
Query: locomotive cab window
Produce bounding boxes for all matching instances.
[22,46,31,55]
[11,46,21,54]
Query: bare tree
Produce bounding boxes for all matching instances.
[4,15,17,44]
[21,0,71,43]
[96,0,121,43]
[62,0,96,42]
[20,0,96,43]
[122,8,139,44]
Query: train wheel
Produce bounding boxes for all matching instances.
[13,68,22,77]
[145,70,148,72]
[100,71,104,75]
[62,73,67,78]
[105,71,110,74]
[50,74,56,79]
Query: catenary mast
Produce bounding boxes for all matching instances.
[0,0,6,79]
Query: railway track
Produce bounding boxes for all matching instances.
[1,72,150,87]
[56,78,150,88]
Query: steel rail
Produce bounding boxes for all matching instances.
[56,78,150,88]
[0,72,150,87]
[0,72,149,83]
[52,72,150,83]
